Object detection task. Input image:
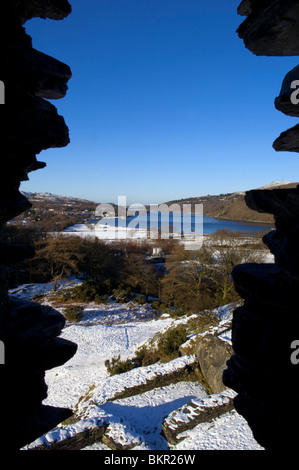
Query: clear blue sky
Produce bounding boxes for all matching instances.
[22,0,299,204]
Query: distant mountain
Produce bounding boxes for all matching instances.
[21,191,98,205]
[22,182,299,224]
[163,182,299,224]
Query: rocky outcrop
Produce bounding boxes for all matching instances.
[237,0,299,56]
[273,125,299,153]
[274,65,299,118]
[273,117,299,153]
[0,1,77,450]
[195,333,233,394]
[223,0,299,451]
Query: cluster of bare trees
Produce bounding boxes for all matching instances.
[162,235,262,312]
[5,225,264,312]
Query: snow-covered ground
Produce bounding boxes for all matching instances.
[9,281,264,451]
[62,221,274,262]
[63,222,149,240]
[62,222,203,251]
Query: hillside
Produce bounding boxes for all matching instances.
[164,182,299,224]
[9,279,263,451]
[20,182,299,226]
[21,191,99,211]
[9,192,100,232]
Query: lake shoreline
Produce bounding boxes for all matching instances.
[87,211,274,237]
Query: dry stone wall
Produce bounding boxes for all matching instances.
[223,0,299,450]
[0,1,77,450]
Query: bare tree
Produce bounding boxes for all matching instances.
[161,245,216,312]
[33,235,84,290]
[211,232,261,304]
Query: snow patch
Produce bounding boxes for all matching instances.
[10,281,263,450]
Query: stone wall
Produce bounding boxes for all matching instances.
[0,1,77,450]
[223,0,299,450]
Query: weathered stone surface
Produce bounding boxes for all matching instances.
[231,263,295,307]
[263,228,299,280]
[0,299,77,449]
[0,0,76,451]
[0,46,72,100]
[237,0,253,16]
[161,391,235,445]
[16,405,74,450]
[273,124,299,153]
[231,305,299,366]
[195,334,233,394]
[0,243,35,264]
[225,206,299,450]
[14,0,72,24]
[224,353,299,449]
[0,47,72,100]
[237,1,299,56]
[243,189,299,279]
[3,92,70,152]
[245,187,299,227]
[225,1,299,451]
[0,191,32,226]
[102,424,141,451]
[275,65,299,117]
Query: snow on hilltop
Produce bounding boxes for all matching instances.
[20,191,97,204]
[9,280,263,451]
[256,181,294,190]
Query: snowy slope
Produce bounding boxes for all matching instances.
[9,281,263,451]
